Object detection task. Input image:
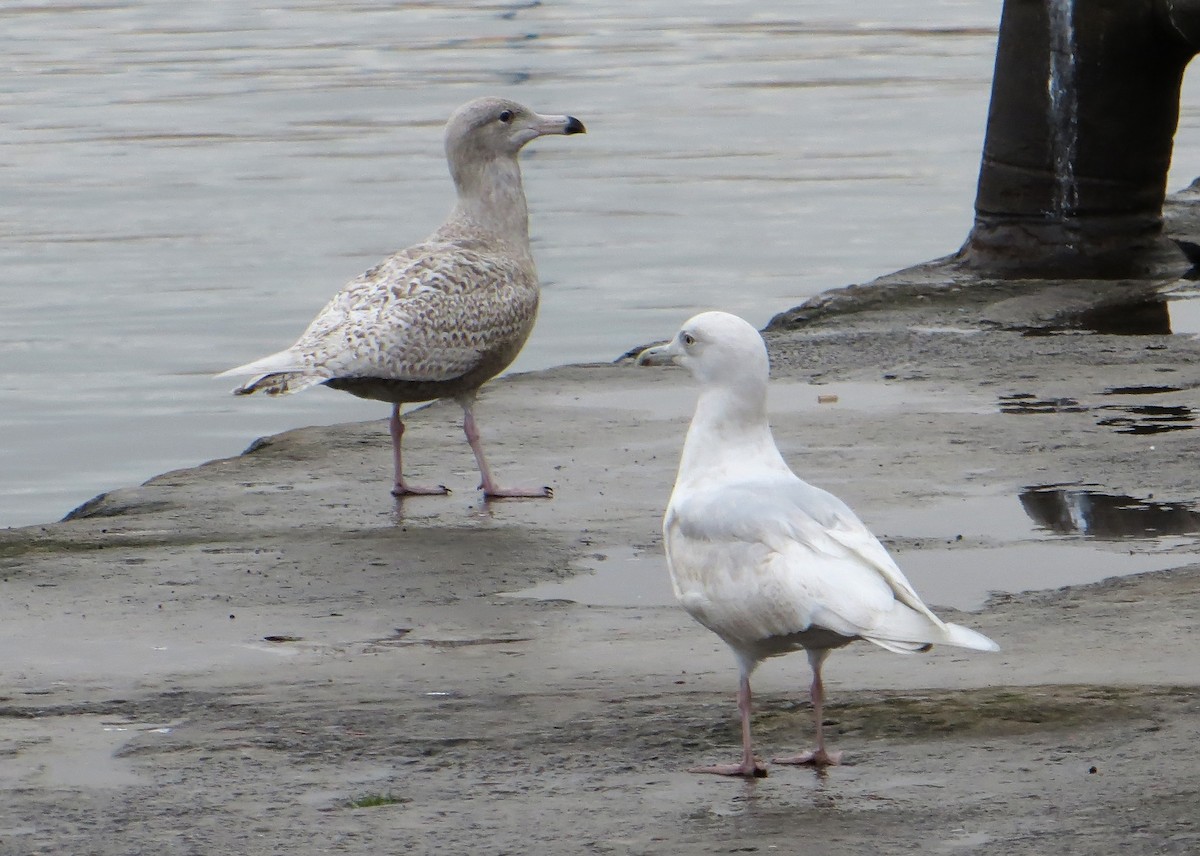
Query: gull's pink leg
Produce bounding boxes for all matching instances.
[690,671,768,778]
[389,405,449,496]
[773,649,842,767]
[458,395,552,499]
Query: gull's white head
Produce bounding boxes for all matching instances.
[637,311,769,387]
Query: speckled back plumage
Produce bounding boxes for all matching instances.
[240,238,539,402]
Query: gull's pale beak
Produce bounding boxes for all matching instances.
[636,341,677,367]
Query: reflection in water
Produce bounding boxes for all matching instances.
[1019,485,1200,538]
[1101,385,1184,395]
[1018,300,1172,336]
[998,393,1086,414]
[1096,404,1195,434]
[505,491,1194,612]
[1019,294,1200,337]
[999,393,1196,434]
[502,547,675,607]
[1076,300,1172,335]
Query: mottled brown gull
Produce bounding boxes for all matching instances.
[218,97,585,498]
[638,311,998,776]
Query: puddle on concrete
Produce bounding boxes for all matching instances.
[1080,300,1173,335]
[876,488,1200,542]
[1167,289,1200,335]
[1014,301,1170,336]
[1016,290,1200,336]
[891,542,1185,611]
[1020,485,1200,538]
[999,391,1197,434]
[0,607,340,689]
[504,547,675,607]
[511,490,1198,613]
[875,486,1200,542]
[1012,290,1200,336]
[936,831,993,852]
[878,490,1194,609]
[0,715,146,789]
[870,494,1039,542]
[533,380,992,421]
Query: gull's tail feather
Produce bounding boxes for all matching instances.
[865,637,933,655]
[230,371,327,396]
[216,349,325,396]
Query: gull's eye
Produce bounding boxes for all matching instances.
[498,110,514,123]
[682,333,696,346]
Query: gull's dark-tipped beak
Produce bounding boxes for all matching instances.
[530,113,587,139]
[636,343,675,366]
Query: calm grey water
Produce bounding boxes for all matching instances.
[2,0,1198,528]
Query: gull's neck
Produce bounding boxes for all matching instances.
[438,153,531,255]
[677,383,789,482]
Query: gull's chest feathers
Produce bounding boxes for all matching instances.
[662,421,911,653]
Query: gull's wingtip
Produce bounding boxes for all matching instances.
[943,622,1000,652]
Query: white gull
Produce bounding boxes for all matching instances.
[218,97,585,498]
[638,311,998,776]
